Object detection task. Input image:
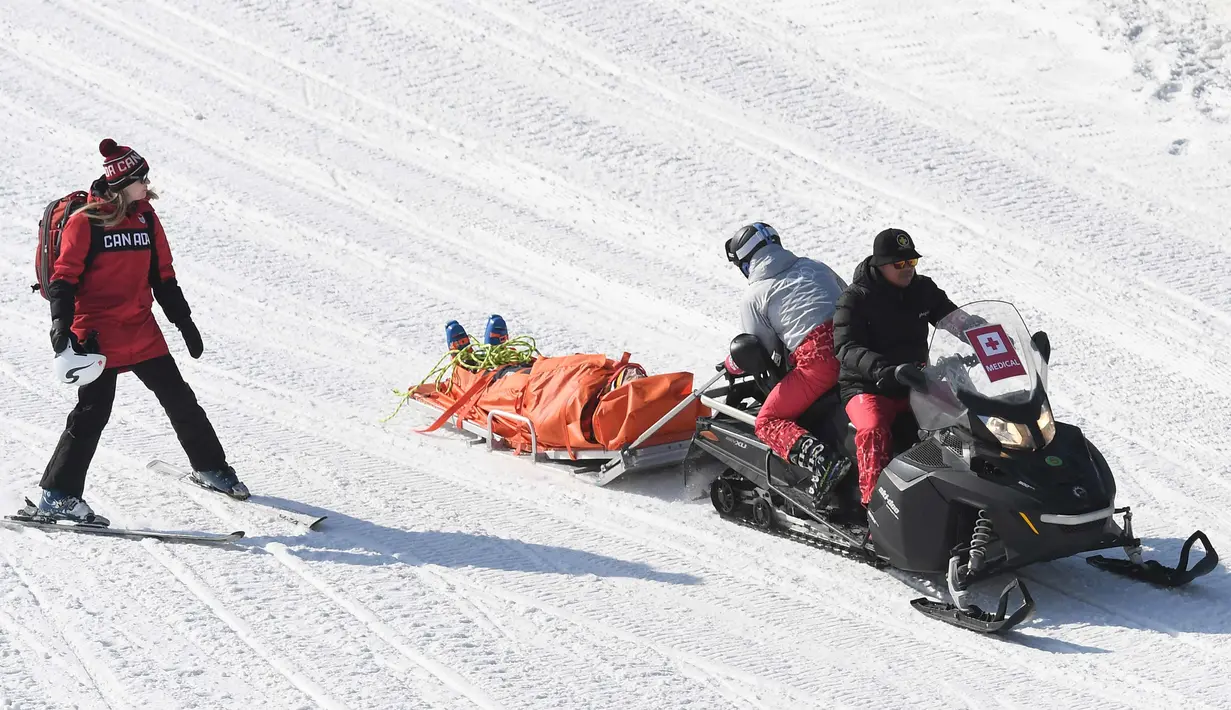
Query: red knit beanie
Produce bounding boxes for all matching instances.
[99,138,149,190]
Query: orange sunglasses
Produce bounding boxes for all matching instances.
[892,258,919,270]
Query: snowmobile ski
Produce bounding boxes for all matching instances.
[910,578,1035,634]
[146,459,327,531]
[1086,513,1217,588]
[2,500,243,545]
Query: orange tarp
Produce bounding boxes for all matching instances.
[412,353,708,455]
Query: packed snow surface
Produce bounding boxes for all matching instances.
[2,0,1229,708]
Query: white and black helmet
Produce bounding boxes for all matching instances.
[725,222,781,277]
[53,339,106,386]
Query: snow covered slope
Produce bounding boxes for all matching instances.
[2,0,1229,707]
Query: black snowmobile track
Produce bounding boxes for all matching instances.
[713,501,887,568]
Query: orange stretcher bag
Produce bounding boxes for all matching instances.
[413,352,707,455]
[591,371,701,449]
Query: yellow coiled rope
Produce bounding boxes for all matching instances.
[383,336,541,422]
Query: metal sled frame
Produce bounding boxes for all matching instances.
[405,396,694,486]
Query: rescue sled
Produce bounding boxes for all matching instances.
[402,349,712,486]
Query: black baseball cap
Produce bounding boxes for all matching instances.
[869,228,922,267]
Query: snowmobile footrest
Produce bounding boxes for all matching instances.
[1087,530,1218,587]
[910,578,1035,634]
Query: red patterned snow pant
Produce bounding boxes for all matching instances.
[755,322,840,460]
[845,393,912,505]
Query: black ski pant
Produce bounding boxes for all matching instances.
[41,354,227,498]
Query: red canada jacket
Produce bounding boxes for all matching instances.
[52,199,177,369]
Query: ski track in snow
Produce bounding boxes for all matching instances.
[3,0,1231,707]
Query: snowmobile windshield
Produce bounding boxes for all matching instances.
[912,301,1050,437]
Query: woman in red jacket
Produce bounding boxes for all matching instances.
[38,139,248,526]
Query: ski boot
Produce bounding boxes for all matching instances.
[483,314,509,346]
[36,489,110,527]
[445,320,471,352]
[190,466,250,500]
[789,434,851,507]
[819,464,866,528]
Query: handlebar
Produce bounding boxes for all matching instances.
[934,353,979,371]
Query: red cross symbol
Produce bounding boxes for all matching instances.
[979,333,1006,356]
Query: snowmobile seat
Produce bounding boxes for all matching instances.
[796,390,921,460]
[725,333,920,460]
[728,334,847,448]
[797,389,855,457]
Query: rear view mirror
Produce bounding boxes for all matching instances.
[1031,331,1051,364]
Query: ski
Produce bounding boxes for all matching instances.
[1086,515,1217,588]
[146,459,327,531]
[910,578,1036,634]
[2,507,243,545]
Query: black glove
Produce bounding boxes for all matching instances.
[50,322,78,354]
[873,365,909,396]
[47,279,77,354]
[152,278,201,358]
[894,363,928,392]
[178,318,204,359]
[152,277,192,324]
[81,330,102,355]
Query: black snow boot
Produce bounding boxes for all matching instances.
[788,433,851,506]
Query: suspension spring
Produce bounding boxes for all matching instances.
[968,509,993,573]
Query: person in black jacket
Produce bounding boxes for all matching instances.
[833,228,964,507]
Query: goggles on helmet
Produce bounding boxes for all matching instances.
[726,222,780,276]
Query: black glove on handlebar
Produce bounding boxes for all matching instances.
[894,363,928,392]
[873,365,907,396]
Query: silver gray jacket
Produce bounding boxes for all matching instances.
[740,243,847,357]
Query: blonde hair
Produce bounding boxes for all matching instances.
[73,185,159,227]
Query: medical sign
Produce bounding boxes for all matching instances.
[964,324,1027,382]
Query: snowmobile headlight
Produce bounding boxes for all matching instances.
[1037,401,1056,447]
[980,415,1033,450]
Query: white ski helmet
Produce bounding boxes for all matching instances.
[53,346,106,386]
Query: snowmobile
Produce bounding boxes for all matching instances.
[686,300,1218,634]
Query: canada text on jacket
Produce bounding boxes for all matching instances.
[102,231,151,250]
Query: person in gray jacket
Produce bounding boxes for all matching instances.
[723,222,851,501]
